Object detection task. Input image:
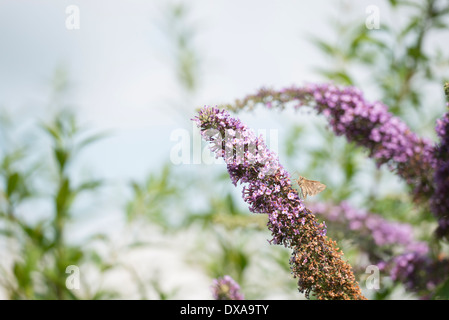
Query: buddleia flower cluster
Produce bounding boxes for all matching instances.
[193,106,366,300]
[310,201,449,297]
[309,202,425,250]
[430,83,449,238]
[211,275,244,300]
[227,83,449,239]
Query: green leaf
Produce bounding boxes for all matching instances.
[6,172,20,198]
[54,147,70,172]
[56,177,74,216]
[309,38,339,57]
[399,16,421,40]
[41,123,61,144]
[314,68,354,86]
[13,262,26,286]
[67,247,84,263]
[388,0,399,7]
[434,276,449,299]
[20,221,46,246]
[75,180,102,193]
[349,31,389,57]
[75,131,111,153]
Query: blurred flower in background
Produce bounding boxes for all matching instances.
[211,275,244,300]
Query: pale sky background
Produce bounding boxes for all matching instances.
[0,0,438,299]
[0,0,403,186]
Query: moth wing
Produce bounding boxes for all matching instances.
[303,179,326,197]
[314,180,326,193]
[300,183,313,199]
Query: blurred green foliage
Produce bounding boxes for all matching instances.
[0,103,115,299]
[310,0,449,127]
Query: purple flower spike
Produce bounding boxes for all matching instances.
[211,275,244,300]
[227,83,436,202]
[194,106,365,300]
[430,83,449,239]
[226,83,449,238]
[309,201,449,298]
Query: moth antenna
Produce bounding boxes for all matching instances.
[292,170,300,179]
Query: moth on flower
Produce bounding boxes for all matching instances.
[293,173,326,199]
